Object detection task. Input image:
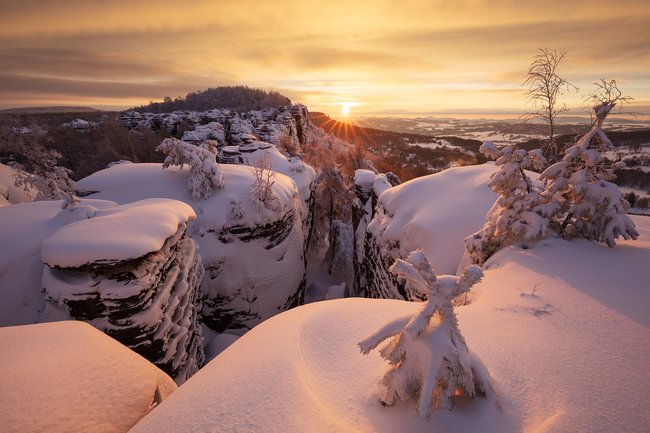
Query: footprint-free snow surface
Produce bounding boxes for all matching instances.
[132,215,650,433]
[0,321,176,433]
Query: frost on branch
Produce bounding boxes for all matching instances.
[465,142,548,265]
[359,250,492,417]
[157,138,224,200]
[538,82,638,247]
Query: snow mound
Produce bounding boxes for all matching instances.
[0,321,176,433]
[132,216,650,433]
[368,163,498,275]
[41,198,196,268]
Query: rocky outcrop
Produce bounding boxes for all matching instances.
[352,170,395,296]
[75,163,311,335]
[361,165,499,300]
[120,104,310,152]
[41,201,205,384]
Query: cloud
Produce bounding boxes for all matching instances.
[0,0,648,113]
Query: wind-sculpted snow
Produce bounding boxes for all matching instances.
[0,321,176,433]
[0,198,205,383]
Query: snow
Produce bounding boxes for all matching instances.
[368,164,498,274]
[75,162,307,330]
[76,163,297,229]
[131,215,650,433]
[0,320,176,433]
[0,199,116,326]
[41,198,196,268]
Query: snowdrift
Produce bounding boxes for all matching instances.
[0,321,176,433]
[132,216,650,433]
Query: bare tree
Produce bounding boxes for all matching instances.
[523,49,577,163]
[251,155,278,211]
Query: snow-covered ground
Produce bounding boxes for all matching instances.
[132,215,650,433]
[0,321,176,433]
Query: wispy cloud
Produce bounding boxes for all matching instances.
[0,0,648,114]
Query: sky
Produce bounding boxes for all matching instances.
[1,0,649,118]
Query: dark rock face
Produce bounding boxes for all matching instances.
[216,209,296,250]
[43,223,205,383]
[363,230,421,301]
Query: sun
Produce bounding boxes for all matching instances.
[341,102,352,117]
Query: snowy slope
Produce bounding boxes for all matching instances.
[0,321,176,433]
[132,215,650,433]
[368,163,498,275]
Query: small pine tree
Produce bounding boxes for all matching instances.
[465,142,548,265]
[538,80,638,247]
[157,137,224,200]
[359,250,490,417]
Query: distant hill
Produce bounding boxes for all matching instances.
[135,86,291,113]
[0,106,100,114]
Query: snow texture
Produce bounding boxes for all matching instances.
[539,106,638,247]
[131,215,650,433]
[41,198,196,268]
[0,321,176,433]
[0,163,36,206]
[42,217,205,383]
[157,138,224,200]
[0,199,117,326]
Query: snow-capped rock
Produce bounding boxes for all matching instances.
[75,162,309,333]
[363,164,498,299]
[41,199,205,383]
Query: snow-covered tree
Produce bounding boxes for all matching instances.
[157,137,224,200]
[538,80,638,247]
[465,142,547,265]
[359,250,490,417]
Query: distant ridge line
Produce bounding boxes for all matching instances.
[0,106,100,114]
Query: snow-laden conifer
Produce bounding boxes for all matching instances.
[359,250,491,417]
[538,81,638,247]
[157,137,224,200]
[465,142,547,265]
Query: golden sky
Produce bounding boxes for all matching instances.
[1,0,649,118]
